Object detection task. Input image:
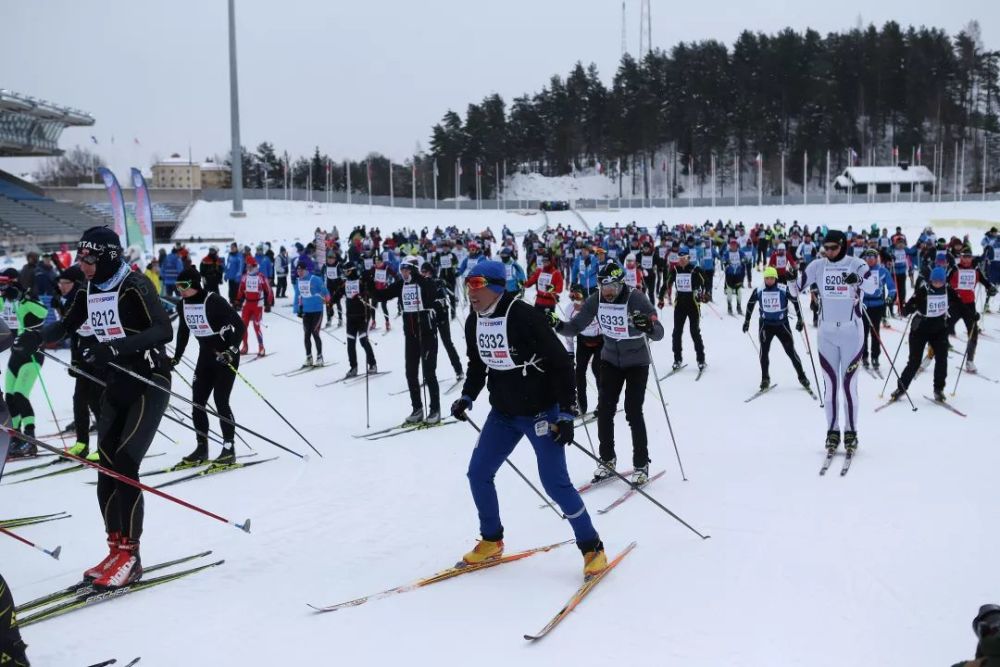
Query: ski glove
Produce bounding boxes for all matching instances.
[796,319,805,332]
[843,272,860,285]
[546,310,561,329]
[216,347,238,366]
[553,412,575,445]
[450,395,472,421]
[741,320,750,334]
[297,309,304,318]
[631,312,654,333]
[82,342,118,370]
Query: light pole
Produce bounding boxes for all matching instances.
[228,0,245,217]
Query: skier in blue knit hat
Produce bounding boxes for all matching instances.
[451,259,609,578]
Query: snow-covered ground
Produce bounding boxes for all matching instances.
[4,200,1000,666]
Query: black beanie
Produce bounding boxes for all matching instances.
[59,265,85,283]
[177,266,202,289]
[79,226,124,283]
[824,230,848,262]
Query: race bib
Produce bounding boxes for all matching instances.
[183,302,214,338]
[728,252,741,265]
[505,264,513,280]
[624,269,638,288]
[894,249,907,264]
[1,301,17,329]
[760,290,782,313]
[957,269,976,291]
[364,258,373,271]
[658,247,668,259]
[402,284,421,313]
[537,272,552,291]
[675,273,692,292]
[298,279,312,298]
[775,256,787,269]
[597,302,634,340]
[466,257,480,271]
[345,280,360,299]
[640,255,653,269]
[822,269,851,300]
[476,316,515,370]
[375,269,387,284]
[245,275,260,292]
[439,255,453,269]
[668,252,679,264]
[927,293,947,317]
[86,290,126,343]
[325,266,339,281]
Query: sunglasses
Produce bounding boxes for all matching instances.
[466,275,504,290]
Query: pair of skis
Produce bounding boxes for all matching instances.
[154,456,278,489]
[353,419,457,441]
[0,511,70,529]
[744,384,818,403]
[16,551,223,627]
[315,370,392,388]
[308,538,637,641]
[819,449,854,477]
[272,362,336,378]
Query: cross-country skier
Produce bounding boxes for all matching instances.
[340,262,377,377]
[722,238,747,316]
[421,261,464,381]
[376,256,441,424]
[498,247,525,294]
[235,256,273,357]
[860,248,896,373]
[54,265,101,462]
[293,258,329,368]
[555,260,664,485]
[172,267,245,466]
[1,270,47,458]
[524,250,563,316]
[274,246,291,298]
[571,245,599,295]
[947,246,995,374]
[224,242,244,305]
[323,250,344,328]
[562,283,603,416]
[890,266,964,402]
[450,259,609,577]
[743,266,811,391]
[659,249,707,372]
[792,229,870,455]
[0,571,29,666]
[13,226,173,588]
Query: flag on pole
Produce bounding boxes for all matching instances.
[90,136,99,145]
[849,147,859,165]
[596,161,603,174]
[433,159,439,177]
[916,145,922,164]
[892,146,899,164]
[755,152,762,165]
[134,138,140,146]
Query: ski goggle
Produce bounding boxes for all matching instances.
[822,242,840,252]
[175,280,195,291]
[975,612,1000,639]
[465,275,504,291]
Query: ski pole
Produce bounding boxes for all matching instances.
[580,414,597,457]
[880,314,912,397]
[795,297,824,408]
[0,424,250,533]
[703,300,724,320]
[952,320,978,396]
[164,404,226,446]
[167,364,252,449]
[224,361,322,457]
[464,417,565,522]
[271,308,345,344]
[862,309,917,411]
[32,360,68,448]
[643,337,688,481]
[0,525,61,560]
[566,436,709,539]
[365,363,371,429]
[39,351,305,460]
[745,328,761,357]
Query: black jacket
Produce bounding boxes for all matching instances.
[174,290,245,358]
[461,292,575,417]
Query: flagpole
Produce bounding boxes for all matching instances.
[959,140,966,202]
[757,153,762,207]
[803,150,808,205]
[710,154,716,207]
[346,160,352,208]
[688,154,693,208]
[954,141,959,202]
[388,160,394,208]
[502,160,507,211]
[412,160,417,209]
[366,159,372,212]
[983,134,988,202]
[780,151,785,206]
[433,158,438,209]
[455,157,460,210]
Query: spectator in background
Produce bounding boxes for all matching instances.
[161,246,184,296]
[32,255,58,298]
[199,246,224,294]
[19,251,38,297]
[953,604,1000,667]
[224,242,245,304]
[144,259,162,295]
[55,242,72,271]
[274,246,290,298]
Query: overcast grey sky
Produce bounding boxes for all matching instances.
[2,0,998,180]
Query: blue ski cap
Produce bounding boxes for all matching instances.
[678,245,690,256]
[930,267,947,283]
[467,260,507,294]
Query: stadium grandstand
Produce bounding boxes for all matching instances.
[0,89,109,252]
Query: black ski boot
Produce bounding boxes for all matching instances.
[933,389,947,402]
[180,445,208,467]
[425,408,441,425]
[760,377,771,391]
[345,366,358,379]
[404,408,423,424]
[843,431,858,454]
[798,373,811,390]
[825,430,840,454]
[213,442,236,466]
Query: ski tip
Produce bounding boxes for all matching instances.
[523,634,539,641]
[236,518,252,533]
[48,545,62,560]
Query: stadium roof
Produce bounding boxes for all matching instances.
[0,89,95,157]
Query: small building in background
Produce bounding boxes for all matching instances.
[200,159,231,189]
[151,153,200,189]
[834,163,935,195]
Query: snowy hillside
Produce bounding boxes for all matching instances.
[4,202,1000,666]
